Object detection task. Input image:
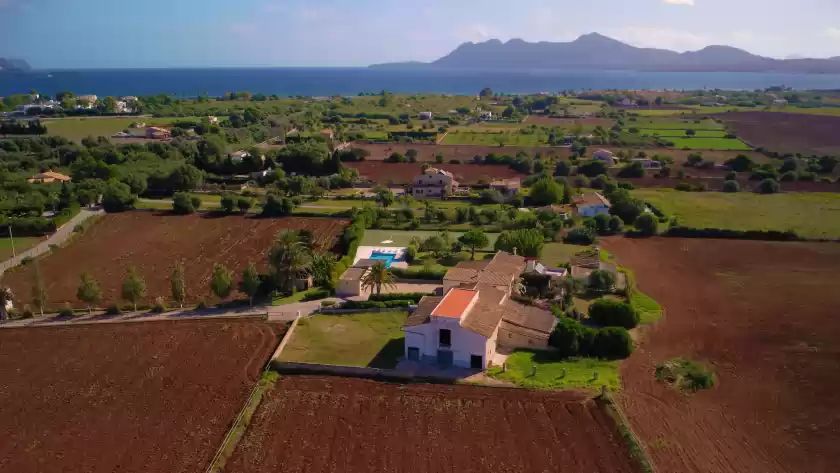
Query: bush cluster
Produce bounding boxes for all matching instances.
[664,226,799,241]
[549,315,634,359]
[338,299,414,310]
[368,292,433,303]
[588,298,640,329]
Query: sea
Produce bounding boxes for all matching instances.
[2,67,840,98]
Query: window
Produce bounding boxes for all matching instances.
[439,329,451,347]
[470,355,483,369]
[407,347,420,361]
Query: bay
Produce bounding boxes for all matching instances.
[2,67,840,97]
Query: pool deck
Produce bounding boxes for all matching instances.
[354,245,409,269]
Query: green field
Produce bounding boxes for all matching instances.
[278,312,408,368]
[442,131,549,146]
[486,351,621,392]
[540,242,594,266]
[634,189,840,239]
[0,237,41,262]
[639,129,727,138]
[43,117,186,142]
[665,137,752,150]
[361,229,500,248]
[629,118,724,130]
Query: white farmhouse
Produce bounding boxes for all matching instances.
[592,149,617,165]
[574,192,612,217]
[404,252,557,369]
[412,167,458,199]
[419,111,433,120]
[479,111,493,121]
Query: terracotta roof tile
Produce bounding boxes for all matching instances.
[404,296,443,327]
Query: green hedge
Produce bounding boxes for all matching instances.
[368,292,434,303]
[338,299,414,309]
[389,267,447,280]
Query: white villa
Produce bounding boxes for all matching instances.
[404,251,557,369]
[412,167,459,199]
[574,192,612,217]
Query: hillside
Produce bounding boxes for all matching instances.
[0,58,32,72]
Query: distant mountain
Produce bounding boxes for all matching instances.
[0,58,32,73]
[371,33,840,73]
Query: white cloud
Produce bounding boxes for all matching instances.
[663,0,694,5]
[607,26,709,51]
[454,24,500,43]
[825,27,840,40]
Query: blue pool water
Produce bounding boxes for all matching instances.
[369,251,397,268]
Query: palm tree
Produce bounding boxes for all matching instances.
[269,230,313,292]
[360,261,396,297]
[0,286,14,321]
[311,251,337,288]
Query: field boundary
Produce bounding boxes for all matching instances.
[1,313,268,330]
[270,360,461,385]
[269,315,301,360]
[598,394,658,473]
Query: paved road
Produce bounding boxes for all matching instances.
[0,208,104,276]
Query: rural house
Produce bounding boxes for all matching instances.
[27,170,71,184]
[592,149,617,165]
[412,167,459,199]
[631,158,662,169]
[479,111,493,120]
[419,111,433,120]
[404,251,557,369]
[489,177,521,197]
[145,126,171,139]
[574,192,611,217]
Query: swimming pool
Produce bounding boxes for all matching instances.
[369,251,398,268]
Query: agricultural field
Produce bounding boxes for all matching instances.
[540,242,595,266]
[720,111,840,156]
[2,212,349,308]
[601,147,769,165]
[632,189,840,239]
[603,238,840,473]
[442,130,551,146]
[628,117,724,130]
[225,375,644,473]
[664,136,752,150]
[43,116,185,142]
[345,161,526,185]
[0,319,285,473]
[637,129,727,138]
[278,312,408,368]
[350,142,570,161]
[522,115,616,129]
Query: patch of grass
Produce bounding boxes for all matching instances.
[442,131,550,146]
[638,128,727,138]
[540,242,592,266]
[655,358,716,392]
[487,351,621,392]
[360,229,499,248]
[666,136,752,150]
[43,117,187,142]
[619,267,663,324]
[633,189,840,239]
[271,287,328,306]
[0,237,41,261]
[278,312,408,368]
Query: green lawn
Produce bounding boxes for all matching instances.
[487,351,621,392]
[633,189,840,239]
[540,242,593,266]
[278,312,408,368]
[360,229,499,248]
[43,117,187,142]
[271,287,327,306]
[0,237,41,261]
[666,137,752,150]
[630,118,724,130]
[442,131,550,146]
[638,129,727,138]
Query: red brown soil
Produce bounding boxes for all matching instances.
[0,319,285,473]
[522,115,616,127]
[350,142,569,162]
[345,161,526,185]
[602,238,840,473]
[2,212,349,308]
[226,375,643,473]
[720,112,840,156]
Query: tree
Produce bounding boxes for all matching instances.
[121,266,147,311]
[210,263,233,299]
[722,180,740,193]
[237,197,253,213]
[375,186,395,208]
[479,87,494,98]
[725,154,756,172]
[757,178,780,194]
[555,161,571,177]
[239,262,260,306]
[191,196,202,210]
[685,129,696,136]
[121,173,148,195]
[0,286,14,320]
[101,181,136,212]
[269,230,313,292]
[589,298,639,329]
[458,229,490,260]
[172,192,196,214]
[529,176,564,206]
[587,270,616,294]
[608,215,623,234]
[634,213,658,236]
[171,262,186,308]
[31,262,47,317]
[818,156,838,174]
[593,327,634,359]
[261,194,295,217]
[360,261,396,296]
[577,160,609,177]
[311,251,337,288]
[563,227,597,245]
[494,228,544,258]
[220,193,236,213]
[76,272,102,314]
[169,164,204,191]
[779,158,798,174]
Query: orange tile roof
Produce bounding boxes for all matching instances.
[431,288,477,319]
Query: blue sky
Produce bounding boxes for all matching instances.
[1,0,839,68]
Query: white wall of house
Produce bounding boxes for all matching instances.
[404,316,490,368]
[578,203,611,218]
[413,187,445,198]
[336,278,361,297]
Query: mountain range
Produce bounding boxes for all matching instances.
[0,58,32,73]
[371,33,840,74]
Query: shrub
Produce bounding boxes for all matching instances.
[105,303,121,315]
[369,292,434,303]
[655,358,716,392]
[21,305,34,319]
[757,178,780,194]
[780,171,797,182]
[725,171,737,181]
[592,327,634,359]
[339,300,414,309]
[172,192,196,214]
[190,196,202,210]
[302,288,331,301]
[722,180,740,193]
[589,298,639,329]
[320,300,336,307]
[58,303,74,318]
[195,299,208,310]
[633,213,658,236]
[564,227,596,245]
[587,269,616,294]
[404,245,417,264]
[20,256,34,265]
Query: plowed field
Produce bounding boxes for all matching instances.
[226,375,643,473]
[0,319,285,473]
[2,212,349,307]
[346,161,525,184]
[603,238,840,473]
[350,142,569,161]
[720,111,840,155]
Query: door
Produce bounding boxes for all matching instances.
[407,347,420,361]
[437,350,453,368]
[439,329,451,348]
[470,355,483,369]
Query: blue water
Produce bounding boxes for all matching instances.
[369,251,397,268]
[3,67,840,97]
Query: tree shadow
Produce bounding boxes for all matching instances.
[367,338,405,369]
